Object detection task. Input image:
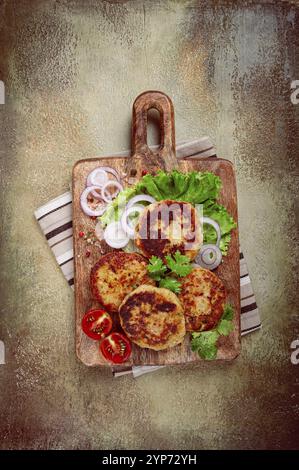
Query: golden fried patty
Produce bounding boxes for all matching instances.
[119,285,186,351]
[179,267,227,332]
[90,252,154,313]
[135,200,202,260]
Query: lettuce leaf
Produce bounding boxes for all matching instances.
[191,330,219,360]
[221,303,234,321]
[203,201,236,255]
[191,304,234,360]
[99,187,137,227]
[136,170,222,204]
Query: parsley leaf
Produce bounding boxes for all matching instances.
[147,251,192,291]
[147,256,167,281]
[191,304,234,360]
[159,277,182,294]
[216,305,234,335]
[191,330,219,360]
[216,319,234,336]
[165,251,193,277]
[221,303,234,321]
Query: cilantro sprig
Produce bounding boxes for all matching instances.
[191,304,234,360]
[147,256,167,281]
[159,277,182,294]
[147,251,192,293]
[165,252,193,277]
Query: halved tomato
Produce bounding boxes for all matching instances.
[81,309,112,340]
[100,332,132,364]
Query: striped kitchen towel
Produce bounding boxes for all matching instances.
[34,138,261,378]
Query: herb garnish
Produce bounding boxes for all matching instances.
[147,251,193,293]
[147,256,167,281]
[159,277,182,294]
[191,304,234,360]
[165,252,193,277]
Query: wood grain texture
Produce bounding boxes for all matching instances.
[127,90,175,174]
[73,91,240,367]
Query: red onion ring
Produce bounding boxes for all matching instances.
[80,186,107,217]
[86,166,121,199]
[101,180,123,203]
[97,166,120,181]
[120,204,145,239]
[86,169,108,198]
[126,194,156,209]
[195,244,222,270]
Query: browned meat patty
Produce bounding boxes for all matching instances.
[135,200,202,260]
[90,251,154,313]
[179,267,227,331]
[119,285,186,351]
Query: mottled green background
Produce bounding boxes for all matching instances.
[0,0,298,450]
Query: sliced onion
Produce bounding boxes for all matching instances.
[87,169,109,198]
[101,180,123,203]
[104,221,129,248]
[121,204,145,239]
[126,194,156,209]
[80,186,107,217]
[202,216,221,246]
[97,166,120,181]
[87,168,108,187]
[86,166,120,199]
[94,220,104,241]
[194,244,222,270]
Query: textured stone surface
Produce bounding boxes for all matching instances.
[0,0,298,450]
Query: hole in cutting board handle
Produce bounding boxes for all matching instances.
[147,108,161,150]
[130,90,176,170]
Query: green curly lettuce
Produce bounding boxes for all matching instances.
[99,187,137,228]
[137,170,222,204]
[191,304,234,360]
[203,201,237,255]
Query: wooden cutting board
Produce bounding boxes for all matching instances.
[73,91,240,367]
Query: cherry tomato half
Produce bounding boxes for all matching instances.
[100,332,132,364]
[81,309,112,340]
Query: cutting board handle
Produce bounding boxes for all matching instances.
[130,90,176,172]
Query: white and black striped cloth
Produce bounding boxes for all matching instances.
[34,138,261,378]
